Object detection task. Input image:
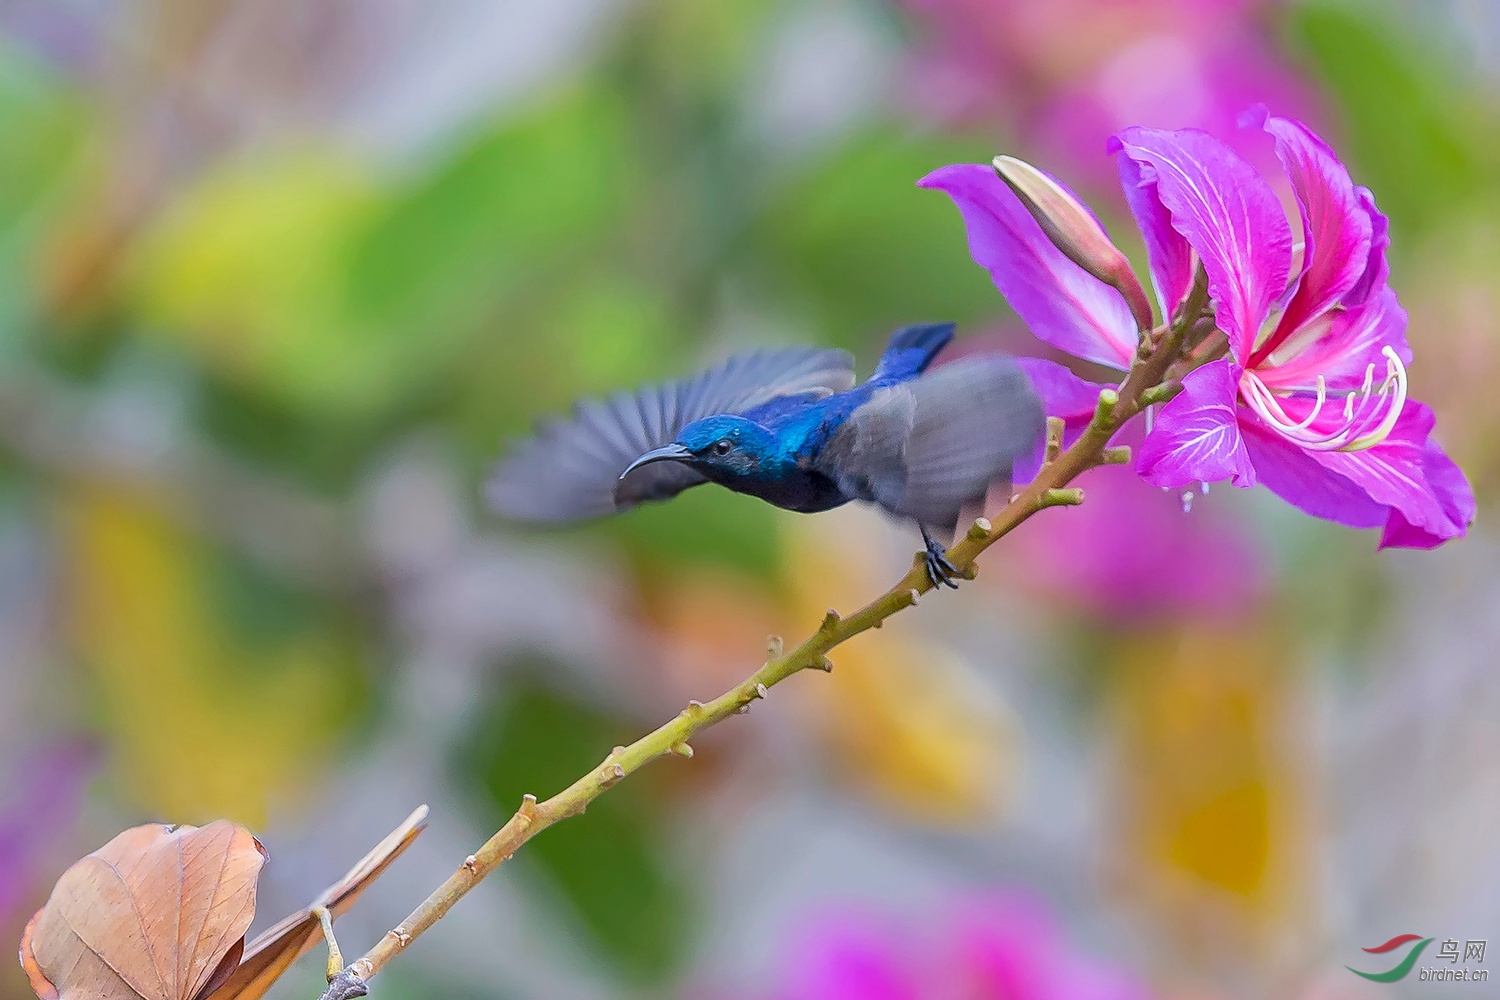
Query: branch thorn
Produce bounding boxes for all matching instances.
[1140,380,1182,406]
[1043,416,1064,464]
[1091,388,1120,429]
[1040,487,1085,508]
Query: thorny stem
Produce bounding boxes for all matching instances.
[313,275,1215,1000]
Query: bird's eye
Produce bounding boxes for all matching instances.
[713,438,733,456]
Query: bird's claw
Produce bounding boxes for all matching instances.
[923,538,962,590]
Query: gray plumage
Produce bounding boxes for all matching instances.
[814,355,1042,536]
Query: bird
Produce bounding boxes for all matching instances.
[486,323,1045,587]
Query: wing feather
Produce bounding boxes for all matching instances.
[488,346,855,522]
[815,355,1044,532]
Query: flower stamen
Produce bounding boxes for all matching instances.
[1343,347,1407,451]
[1239,347,1407,452]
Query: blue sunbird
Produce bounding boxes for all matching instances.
[487,323,1045,587]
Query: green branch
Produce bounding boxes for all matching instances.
[314,289,1214,1000]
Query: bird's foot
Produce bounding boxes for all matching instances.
[922,536,962,590]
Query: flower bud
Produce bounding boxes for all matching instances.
[993,155,1154,332]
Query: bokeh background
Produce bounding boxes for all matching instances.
[2,1,1499,998]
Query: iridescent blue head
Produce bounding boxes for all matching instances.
[620,415,787,484]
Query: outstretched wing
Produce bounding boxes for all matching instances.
[814,355,1044,533]
[488,347,855,522]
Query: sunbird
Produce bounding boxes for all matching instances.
[487,323,1044,586]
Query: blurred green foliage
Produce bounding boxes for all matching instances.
[755,128,1006,353]
[1288,3,1500,240]
[0,42,84,233]
[133,86,641,424]
[0,40,86,339]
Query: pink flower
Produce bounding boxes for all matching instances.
[0,741,94,924]
[775,893,1152,1000]
[919,107,1474,549]
[1005,461,1267,623]
[901,0,1320,188]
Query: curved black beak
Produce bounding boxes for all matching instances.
[620,443,693,479]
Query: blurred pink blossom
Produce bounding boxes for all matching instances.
[774,893,1153,1000]
[901,0,1321,187]
[0,741,94,925]
[1003,458,1268,624]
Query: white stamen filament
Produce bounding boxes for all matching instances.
[1239,346,1407,452]
[1344,347,1408,450]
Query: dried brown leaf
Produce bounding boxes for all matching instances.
[20,821,268,1000]
[203,805,428,1000]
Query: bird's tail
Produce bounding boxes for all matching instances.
[870,322,955,383]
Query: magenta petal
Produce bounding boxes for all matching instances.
[919,164,1138,368]
[1240,419,1389,529]
[1135,359,1255,488]
[1115,150,1194,321]
[1109,127,1293,364]
[1258,286,1412,393]
[1012,357,1115,483]
[1345,186,1390,308]
[1311,401,1470,544]
[1242,107,1373,361]
[1379,436,1475,548]
[1015,356,1111,422]
[1239,397,1473,545]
